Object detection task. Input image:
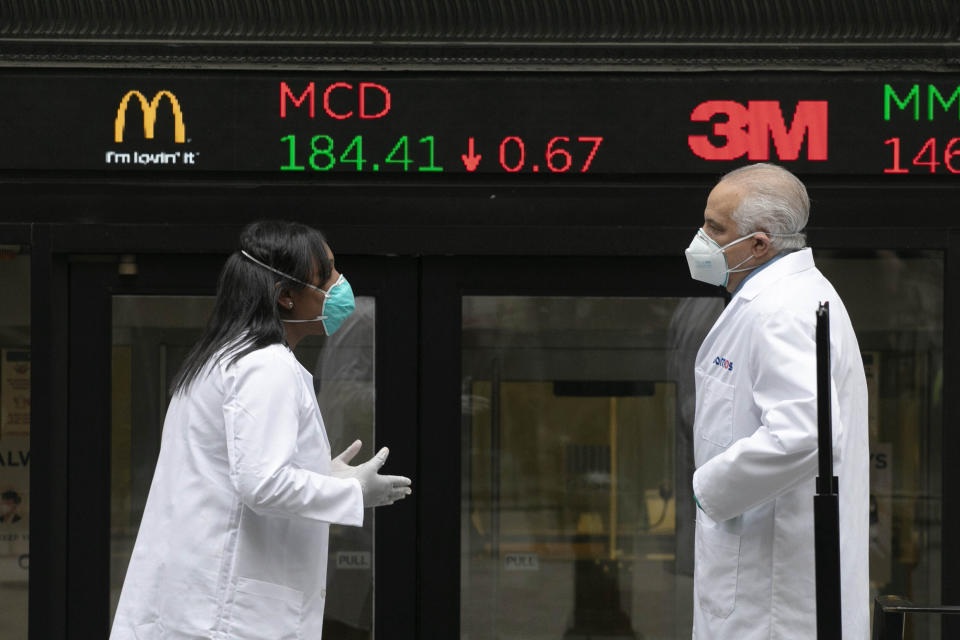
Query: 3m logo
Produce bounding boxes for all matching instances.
[114,90,186,143]
[688,100,828,162]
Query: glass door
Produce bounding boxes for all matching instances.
[68,253,416,639]
[816,249,944,640]
[418,255,723,639]
[460,295,723,639]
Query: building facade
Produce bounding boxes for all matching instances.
[0,1,958,638]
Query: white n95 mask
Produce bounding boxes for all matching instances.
[684,229,761,287]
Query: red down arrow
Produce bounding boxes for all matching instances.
[461,137,481,171]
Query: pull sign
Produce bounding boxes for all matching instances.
[335,551,372,570]
[504,553,540,572]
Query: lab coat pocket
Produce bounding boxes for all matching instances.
[230,577,304,640]
[695,517,741,619]
[697,375,735,448]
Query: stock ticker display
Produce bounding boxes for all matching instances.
[1,73,959,176]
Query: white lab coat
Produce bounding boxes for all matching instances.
[110,343,364,640]
[691,249,869,639]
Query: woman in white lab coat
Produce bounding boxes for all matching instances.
[110,220,412,640]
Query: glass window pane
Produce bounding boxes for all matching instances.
[817,250,943,640]
[110,295,217,620]
[461,295,724,639]
[0,251,30,640]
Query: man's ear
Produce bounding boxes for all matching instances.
[752,232,773,258]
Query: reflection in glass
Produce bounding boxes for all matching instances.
[461,296,723,639]
[0,253,30,640]
[110,296,217,620]
[818,250,943,640]
[110,295,376,639]
[314,298,376,640]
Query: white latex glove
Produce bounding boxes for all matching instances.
[330,439,365,478]
[330,440,413,508]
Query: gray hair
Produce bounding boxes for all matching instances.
[720,163,809,252]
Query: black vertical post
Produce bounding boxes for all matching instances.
[490,356,501,639]
[29,226,69,640]
[944,231,960,640]
[815,302,842,639]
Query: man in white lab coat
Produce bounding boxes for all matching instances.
[684,164,869,639]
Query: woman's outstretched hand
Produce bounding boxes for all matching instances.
[331,440,413,507]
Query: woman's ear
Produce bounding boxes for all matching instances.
[277,287,295,311]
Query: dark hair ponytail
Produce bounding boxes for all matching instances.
[170,220,332,395]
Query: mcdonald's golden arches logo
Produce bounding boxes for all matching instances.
[114,90,186,143]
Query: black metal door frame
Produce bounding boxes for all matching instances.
[944,231,960,638]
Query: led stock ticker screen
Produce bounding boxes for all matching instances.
[2,73,960,176]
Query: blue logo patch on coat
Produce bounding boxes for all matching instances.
[713,356,734,372]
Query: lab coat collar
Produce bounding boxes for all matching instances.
[734,247,815,302]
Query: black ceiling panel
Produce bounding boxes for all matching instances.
[0,0,958,68]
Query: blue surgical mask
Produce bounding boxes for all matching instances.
[241,250,356,335]
[293,273,355,336]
